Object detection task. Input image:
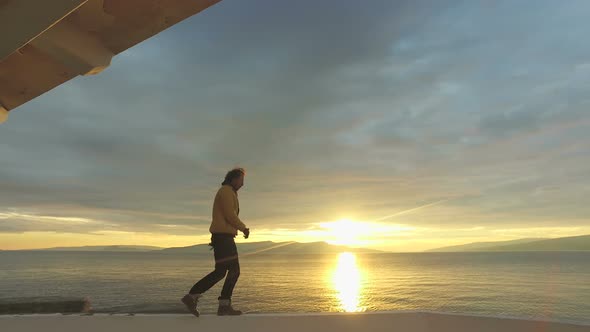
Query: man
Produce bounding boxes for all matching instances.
[181,168,250,317]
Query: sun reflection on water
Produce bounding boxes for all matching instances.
[332,252,364,312]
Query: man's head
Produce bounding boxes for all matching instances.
[222,168,245,191]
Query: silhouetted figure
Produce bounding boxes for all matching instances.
[181,168,250,316]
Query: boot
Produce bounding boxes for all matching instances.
[181,293,201,317]
[217,298,242,316]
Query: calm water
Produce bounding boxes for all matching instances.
[0,251,589,324]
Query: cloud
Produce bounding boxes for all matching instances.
[1,0,589,249]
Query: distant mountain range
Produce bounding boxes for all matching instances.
[427,234,590,252]
[11,234,590,253]
[162,241,383,255]
[32,245,163,252]
[22,241,383,255]
[426,238,545,252]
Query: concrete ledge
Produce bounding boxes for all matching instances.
[0,312,588,332]
[0,297,91,314]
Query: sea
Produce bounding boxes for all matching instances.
[0,250,589,324]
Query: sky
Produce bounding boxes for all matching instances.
[1,0,589,252]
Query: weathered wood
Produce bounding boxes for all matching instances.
[0,0,222,118]
[0,0,88,61]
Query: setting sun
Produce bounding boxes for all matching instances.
[320,219,371,246]
[316,219,416,248]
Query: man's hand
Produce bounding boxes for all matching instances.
[243,228,250,239]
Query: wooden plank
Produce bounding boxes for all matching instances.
[0,0,222,115]
[0,44,76,110]
[68,0,222,54]
[0,0,88,61]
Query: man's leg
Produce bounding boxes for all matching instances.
[217,259,242,315]
[182,266,227,316]
[182,234,229,316]
[217,261,242,315]
[219,260,240,300]
[190,234,231,295]
[189,267,227,295]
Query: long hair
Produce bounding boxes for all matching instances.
[221,168,245,186]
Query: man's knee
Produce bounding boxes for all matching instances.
[228,263,240,279]
[213,267,228,280]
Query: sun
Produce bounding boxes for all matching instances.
[320,219,369,246]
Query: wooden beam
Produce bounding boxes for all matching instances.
[95,0,222,54]
[0,0,89,61]
[0,44,77,111]
[0,0,222,119]
[30,21,114,76]
[0,102,7,123]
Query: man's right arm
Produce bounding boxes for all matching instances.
[220,188,247,232]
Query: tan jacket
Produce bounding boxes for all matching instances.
[209,184,247,235]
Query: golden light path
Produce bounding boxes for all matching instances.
[332,252,365,312]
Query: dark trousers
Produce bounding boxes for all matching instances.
[189,233,240,300]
